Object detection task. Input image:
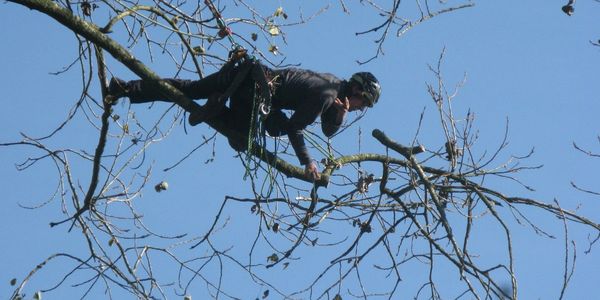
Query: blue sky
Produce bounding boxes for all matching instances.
[1,0,600,299]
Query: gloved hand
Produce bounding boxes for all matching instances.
[305,161,321,181]
[332,97,350,124]
[105,77,128,104]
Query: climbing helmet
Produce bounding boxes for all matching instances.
[350,72,381,107]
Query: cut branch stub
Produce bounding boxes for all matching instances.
[372,129,425,158]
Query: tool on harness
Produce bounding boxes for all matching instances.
[228,45,248,62]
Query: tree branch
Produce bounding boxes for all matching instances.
[8,0,323,186]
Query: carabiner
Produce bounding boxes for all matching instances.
[259,103,271,117]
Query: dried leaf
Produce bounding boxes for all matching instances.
[123,123,129,134]
[268,45,279,55]
[33,291,42,300]
[193,46,205,56]
[333,294,343,300]
[155,181,169,192]
[360,222,372,233]
[218,27,232,38]
[10,278,17,286]
[251,33,258,41]
[561,4,574,16]
[273,7,288,19]
[273,7,284,17]
[267,253,279,263]
[81,2,91,16]
[268,26,280,36]
[272,223,279,233]
[262,290,269,299]
[184,295,192,300]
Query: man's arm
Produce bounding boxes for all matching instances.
[321,97,349,137]
[287,100,327,181]
[263,107,320,180]
[285,126,320,181]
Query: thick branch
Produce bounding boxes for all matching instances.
[8,0,319,185]
[9,0,198,111]
[49,45,112,229]
[372,129,425,157]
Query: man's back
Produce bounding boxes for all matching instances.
[272,68,342,111]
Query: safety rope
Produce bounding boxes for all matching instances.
[204,0,278,190]
[244,64,275,179]
[303,131,336,163]
[204,0,236,46]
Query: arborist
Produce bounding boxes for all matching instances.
[107,57,381,181]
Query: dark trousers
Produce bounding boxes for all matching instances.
[127,66,289,137]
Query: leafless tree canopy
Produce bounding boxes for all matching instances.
[4,0,600,299]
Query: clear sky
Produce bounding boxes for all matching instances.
[1,0,600,299]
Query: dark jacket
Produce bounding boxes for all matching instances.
[269,68,348,165]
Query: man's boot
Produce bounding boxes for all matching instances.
[188,93,225,126]
[106,77,128,104]
[227,136,248,152]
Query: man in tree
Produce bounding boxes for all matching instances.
[108,61,381,181]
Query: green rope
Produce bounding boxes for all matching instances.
[203,0,278,199]
[303,131,336,162]
[243,72,266,179]
[243,69,279,203]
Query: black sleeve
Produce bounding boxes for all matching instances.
[321,105,342,137]
[287,127,310,165]
[287,95,330,165]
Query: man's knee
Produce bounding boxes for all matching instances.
[264,111,288,137]
[266,125,286,137]
[228,136,248,152]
